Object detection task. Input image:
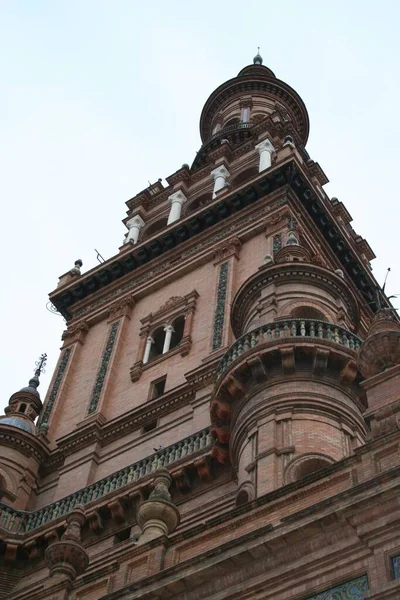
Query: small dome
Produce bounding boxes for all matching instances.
[253,51,263,65]
[19,374,40,398]
[0,416,35,434]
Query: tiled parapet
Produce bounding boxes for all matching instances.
[0,427,212,534]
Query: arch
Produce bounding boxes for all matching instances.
[291,306,327,321]
[148,327,165,362]
[235,481,255,507]
[0,467,17,501]
[170,315,185,351]
[143,216,168,239]
[231,166,259,188]
[278,298,335,324]
[284,453,334,484]
[183,192,212,216]
[223,117,240,128]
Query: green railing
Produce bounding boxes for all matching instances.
[217,319,362,379]
[0,427,212,534]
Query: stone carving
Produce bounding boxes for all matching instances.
[44,507,89,582]
[38,348,72,428]
[212,262,229,350]
[87,321,120,414]
[137,468,180,543]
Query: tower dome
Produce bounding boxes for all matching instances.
[192,55,309,169]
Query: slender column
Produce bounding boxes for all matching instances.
[126,215,145,244]
[211,165,230,199]
[143,336,154,364]
[255,139,274,172]
[163,325,174,354]
[167,190,187,225]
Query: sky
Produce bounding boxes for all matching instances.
[0,0,399,405]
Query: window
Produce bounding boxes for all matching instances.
[114,527,131,544]
[149,376,167,400]
[130,291,198,382]
[141,419,158,434]
[294,457,331,480]
[291,306,327,321]
[18,403,27,414]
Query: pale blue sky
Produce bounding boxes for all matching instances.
[1,0,399,402]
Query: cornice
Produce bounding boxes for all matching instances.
[0,426,49,463]
[49,157,387,322]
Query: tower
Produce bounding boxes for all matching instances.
[1,54,400,600]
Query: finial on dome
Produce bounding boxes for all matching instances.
[25,353,47,393]
[253,47,263,65]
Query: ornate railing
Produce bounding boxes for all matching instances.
[217,319,362,379]
[210,121,254,141]
[0,427,212,534]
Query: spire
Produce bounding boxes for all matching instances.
[22,353,47,396]
[253,47,263,65]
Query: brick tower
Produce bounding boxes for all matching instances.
[1,53,400,600]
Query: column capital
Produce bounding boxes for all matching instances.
[164,324,175,333]
[127,214,145,229]
[146,336,155,344]
[168,190,187,206]
[255,139,274,154]
[211,165,230,180]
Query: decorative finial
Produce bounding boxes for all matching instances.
[253,47,263,65]
[29,353,47,390]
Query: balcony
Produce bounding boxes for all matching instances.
[211,319,364,464]
[0,427,212,534]
[217,318,362,381]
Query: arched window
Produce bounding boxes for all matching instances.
[144,217,168,239]
[294,457,331,480]
[291,306,327,321]
[231,166,259,188]
[223,117,240,129]
[170,315,185,350]
[148,327,165,362]
[19,403,27,414]
[0,475,6,500]
[184,193,212,216]
[130,290,199,381]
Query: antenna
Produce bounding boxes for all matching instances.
[95,249,105,264]
[382,267,391,294]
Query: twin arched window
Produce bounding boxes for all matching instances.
[146,315,186,363]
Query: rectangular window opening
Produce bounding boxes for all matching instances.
[141,419,158,434]
[149,375,167,400]
[114,527,131,544]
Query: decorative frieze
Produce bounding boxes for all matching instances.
[273,233,282,254]
[306,574,368,600]
[212,262,229,350]
[72,198,287,320]
[38,348,72,427]
[87,321,120,415]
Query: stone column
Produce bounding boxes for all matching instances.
[143,336,154,364]
[211,165,230,199]
[167,190,187,225]
[255,139,274,172]
[162,325,174,354]
[126,215,145,244]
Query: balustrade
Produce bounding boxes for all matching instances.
[217,319,362,379]
[0,427,212,533]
